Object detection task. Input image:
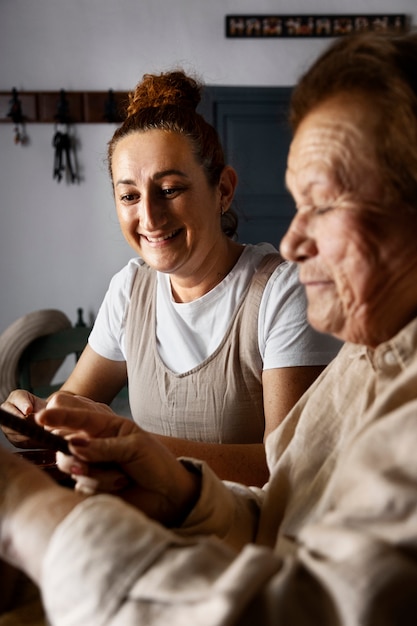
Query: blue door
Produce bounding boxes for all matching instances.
[199,87,294,248]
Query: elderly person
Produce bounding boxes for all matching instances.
[2,30,417,625]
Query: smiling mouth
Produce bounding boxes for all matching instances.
[143,229,181,243]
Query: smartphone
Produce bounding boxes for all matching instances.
[0,407,70,454]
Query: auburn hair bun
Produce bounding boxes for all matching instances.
[127,71,202,117]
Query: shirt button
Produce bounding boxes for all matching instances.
[383,350,397,366]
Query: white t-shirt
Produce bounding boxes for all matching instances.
[89,243,340,374]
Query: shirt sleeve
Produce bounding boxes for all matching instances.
[259,261,342,369]
[41,400,417,625]
[88,259,141,361]
[41,468,270,626]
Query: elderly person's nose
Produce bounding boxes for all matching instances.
[280,214,316,262]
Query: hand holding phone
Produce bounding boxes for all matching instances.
[0,407,70,454]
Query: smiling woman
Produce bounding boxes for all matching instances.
[111,129,239,299]
[1,70,340,486]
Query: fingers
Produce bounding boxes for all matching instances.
[56,449,89,475]
[35,391,126,437]
[55,430,146,493]
[67,434,140,465]
[63,433,150,492]
[1,391,47,447]
[74,475,100,496]
[37,406,144,496]
[73,469,131,496]
[37,406,139,439]
[37,407,115,436]
[1,390,45,418]
[46,392,116,415]
[55,430,194,525]
[56,445,132,496]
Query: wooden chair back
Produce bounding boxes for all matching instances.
[18,325,90,397]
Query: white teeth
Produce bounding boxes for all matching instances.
[146,230,179,243]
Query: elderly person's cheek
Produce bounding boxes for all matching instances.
[329,242,380,344]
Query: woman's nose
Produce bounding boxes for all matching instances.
[139,196,165,230]
[280,213,317,262]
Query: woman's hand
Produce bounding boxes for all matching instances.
[1,390,47,447]
[37,405,201,527]
[45,392,116,437]
[0,389,114,447]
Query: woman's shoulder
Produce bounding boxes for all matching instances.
[242,241,279,260]
[109,257,148,288]
[241,243,297,283]
[236,242,281,274]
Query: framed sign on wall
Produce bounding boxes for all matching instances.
[225,14,409,39]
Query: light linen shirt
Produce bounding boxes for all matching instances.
[39,316,417,625]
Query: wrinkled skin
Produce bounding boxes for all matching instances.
[39,393,201,526]
[280,93,417,347]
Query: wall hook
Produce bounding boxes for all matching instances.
[55,89,71,125]
[7,88,28,145]
[104,89,119,123]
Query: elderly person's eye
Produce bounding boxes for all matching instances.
[161,187,183,197]
[315,205,333,215]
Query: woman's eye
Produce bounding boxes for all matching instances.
[120,193,138,203]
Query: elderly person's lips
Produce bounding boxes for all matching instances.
[304,280,333,286]
[300,272,333,287]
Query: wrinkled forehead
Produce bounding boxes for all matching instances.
[286,95,380,202]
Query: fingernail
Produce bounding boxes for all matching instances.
[70,464,84,475]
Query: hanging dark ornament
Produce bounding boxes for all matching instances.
[7,88,28,145]
[52,90,78,183]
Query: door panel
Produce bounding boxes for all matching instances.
[200,87,294,247]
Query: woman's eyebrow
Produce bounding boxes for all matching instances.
[115,170,190,187]
[153,169,189,181]
[115,178,135,187]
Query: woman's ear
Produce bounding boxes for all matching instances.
[218,166,238,211]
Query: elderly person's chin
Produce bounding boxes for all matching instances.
[307,302,374,347]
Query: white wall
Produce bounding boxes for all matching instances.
[0,0,415,332]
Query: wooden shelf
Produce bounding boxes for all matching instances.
[0,90,129,124]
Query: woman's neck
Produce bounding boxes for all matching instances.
[170,240,245,303]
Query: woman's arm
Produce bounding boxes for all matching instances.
[152,436,268,486]
[60,344,127,404]
[262,365,325,439]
